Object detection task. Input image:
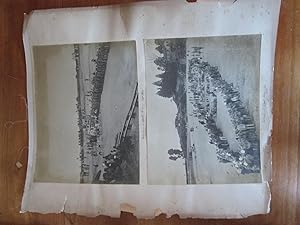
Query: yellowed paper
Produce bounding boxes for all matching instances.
[22,0,281,218]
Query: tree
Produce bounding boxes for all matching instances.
[168,148,184,161]
[155,44,164,54]
[156,88,173,98]
[154,57,167,70]
[169,156,177,161]
[156,73,166,79]
[152,80,163,87]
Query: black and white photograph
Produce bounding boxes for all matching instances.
[145,35,261,184]
[21,0,280,217]
[33,41,139,184]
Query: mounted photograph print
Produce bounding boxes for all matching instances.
[145,35,261,185]
[22,0,281,219]
[33,41,139,184]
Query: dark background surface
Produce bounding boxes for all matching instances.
[0,0,299,225]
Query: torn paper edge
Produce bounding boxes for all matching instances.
[21,0,281,218]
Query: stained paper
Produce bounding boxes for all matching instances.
[22,0,281,218]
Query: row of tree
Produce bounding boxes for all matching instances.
[153,39,186,98]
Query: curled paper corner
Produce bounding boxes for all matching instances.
[120,203,136,214]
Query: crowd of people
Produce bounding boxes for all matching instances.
[187,59,260,174]
[74,43,111,182]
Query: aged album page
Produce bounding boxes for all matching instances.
[22,0,281,218]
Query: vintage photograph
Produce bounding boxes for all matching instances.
[145,35,261,184]
[33,41,139,184]
[74,41,139,184]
